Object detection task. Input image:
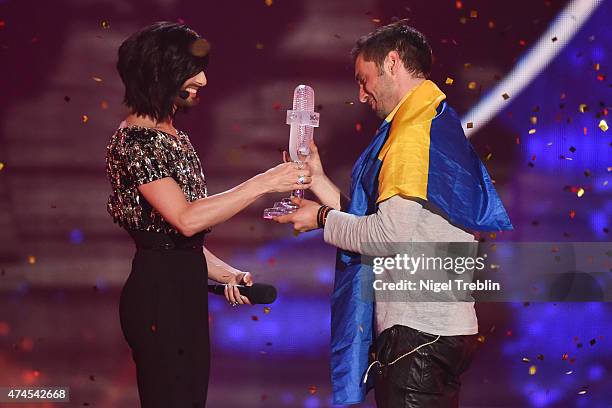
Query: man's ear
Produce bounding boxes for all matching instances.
[386,51,401,76]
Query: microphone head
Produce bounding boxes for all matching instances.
[292,84,314,111]
[249,283,278,304]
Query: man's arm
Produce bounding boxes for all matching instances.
[323,195,422,256]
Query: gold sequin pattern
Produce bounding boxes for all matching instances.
[105,126,208,235]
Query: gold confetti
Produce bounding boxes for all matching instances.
[101,20,110,29]
[345,101,355,105]
[594,63,600,70]
[466,122,473,129]
[190,38,211,57]
[530,116,537,125]
[485,153,492,161]
[27,256,36,265]
[100,100,109,110]
[92,76,103,82]
[371,18,381,23]
[264,0,273,5]
[308,385,317,395]
[502,93,510,100]
[522,357,530,363]
[477,335,486,343]
[0,162,4,171]
[470,10,478,18]
[579,104,588,113]
[488,20,495,29]
[599,119,608,132]
[529,365,537,375]
[528,129,536,134]
[577,188,585,198]
[463,62,472,69]
[263,306,271,314]
[459,16,467,24]
[445,77,454,85]
[468,81,477,90]
[82,115,89,123]
[255,43,264,50]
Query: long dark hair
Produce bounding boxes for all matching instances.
[117,21,210,121]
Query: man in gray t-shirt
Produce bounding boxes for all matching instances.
[275,20,512,408]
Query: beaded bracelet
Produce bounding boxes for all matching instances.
[317,205,334,228]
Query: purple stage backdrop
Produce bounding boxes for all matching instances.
[0,0,610,407]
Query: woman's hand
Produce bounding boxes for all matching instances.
[224,272,253,306]
[283,141,324,190]
[255,161,312,193]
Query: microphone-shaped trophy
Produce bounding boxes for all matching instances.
[263,85,320,219]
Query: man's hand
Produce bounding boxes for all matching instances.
[273,197,321,232]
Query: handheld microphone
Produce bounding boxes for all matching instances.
[207,283,278,304]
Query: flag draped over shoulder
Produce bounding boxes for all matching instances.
[330,80,512,405]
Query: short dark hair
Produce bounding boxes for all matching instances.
[351,20,432,78]
[117,22,210,122]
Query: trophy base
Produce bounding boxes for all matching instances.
[263,198,298,219]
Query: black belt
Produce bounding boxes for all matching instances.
[127,229,205,251]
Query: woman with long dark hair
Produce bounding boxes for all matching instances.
[105,22,311,407]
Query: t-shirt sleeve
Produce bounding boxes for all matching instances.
[123,132,173,186]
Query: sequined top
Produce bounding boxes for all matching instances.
[105,126,208,235]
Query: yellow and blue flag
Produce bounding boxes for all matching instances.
[331,80,512,404]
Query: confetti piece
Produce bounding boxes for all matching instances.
[101,20,110,29]
[459,17,467,24]
[82,115,89,123]
[522,357,530,363]
[466,122,473,129]
[468,81,477,90]
[151,324,157,332]
[92,76,103,82]
[455,1,463,9]
[569,210,576,219]
[537,354,544,360]
[445,77,454,85]
[345,101,355,105]
[589,338,596,346]
[355,122,362,132]
[308,385,317,395]
[255,43,264,50]
[578,389,587,395]
[251,315,259,321]
[463,62,472,69]
[485,153,492,161]
[530,116,537,125]
[100,100,109,110]
[371,18,381,23]
[565,370,573,375]
[599,119,608,132]
[579,104,588,113]
[562,353,569,360]
[27,256,36,265]
[529,365,537,375]
[577,188,585,198]
[263,306,271,314]
[552,36,558,42]
[502,93,510,100]
[0,162,4,171]
[470,10,478,18]
[528,129,536,134]
[0,321,10,336]
[477,335,486,343]
[519,39,526,47]
[264,0,273,5]
[569,146,576,153]
[190,38,211,57]
[488,21,495,29]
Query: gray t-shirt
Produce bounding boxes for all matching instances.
[323,195,478,336]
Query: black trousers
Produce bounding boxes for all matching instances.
[119,231,210,408]
[373,325,478,408]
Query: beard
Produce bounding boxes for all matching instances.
[174,91,200,109]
